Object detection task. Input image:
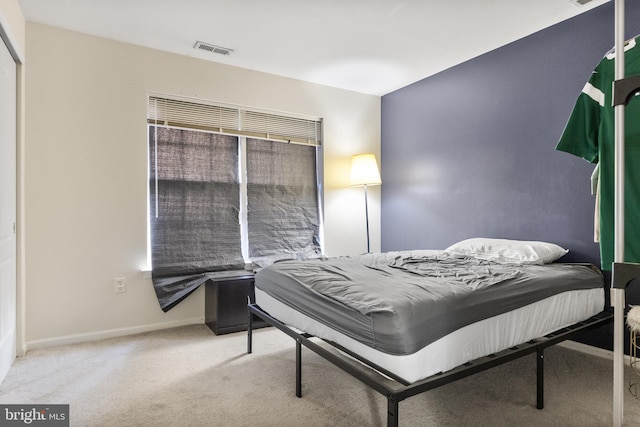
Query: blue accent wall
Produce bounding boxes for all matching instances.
[381,2,640,269]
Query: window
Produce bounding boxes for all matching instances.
[147,94,323,311]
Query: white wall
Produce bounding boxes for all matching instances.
[24,23,381,347]
[0,0,24,50]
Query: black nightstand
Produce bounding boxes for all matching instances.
[205,275,268,335]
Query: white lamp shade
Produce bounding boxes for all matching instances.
[350,154,382,186]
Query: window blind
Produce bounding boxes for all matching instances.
[246,138,321,264]
[149,127,244,312]
[148,95,322,146]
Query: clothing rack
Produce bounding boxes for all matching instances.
[611,1,640,425]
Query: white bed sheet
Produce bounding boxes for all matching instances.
[255,287,604,383]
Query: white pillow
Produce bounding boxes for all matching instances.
[444,238,569,265]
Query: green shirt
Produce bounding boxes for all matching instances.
[556,37,640,271]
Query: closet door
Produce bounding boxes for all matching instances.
[0,35,16,384]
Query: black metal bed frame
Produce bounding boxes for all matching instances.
[247,303,613,427]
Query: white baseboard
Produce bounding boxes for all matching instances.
[559,340,632,366]
[24,317,205,351]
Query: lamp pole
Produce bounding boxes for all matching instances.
[364,183,371,253]
[349,153,381,254]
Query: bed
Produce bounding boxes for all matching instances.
[247,238,612,426]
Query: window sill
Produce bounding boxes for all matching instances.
[140,269,255,281]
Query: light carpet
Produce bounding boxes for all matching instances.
[1,325,640,426]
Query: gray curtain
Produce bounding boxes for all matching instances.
[246,139,320,262]
[149,126,244,311]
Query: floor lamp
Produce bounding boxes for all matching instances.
[350,154,382,253]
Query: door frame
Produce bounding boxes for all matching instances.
[0,10,25,359]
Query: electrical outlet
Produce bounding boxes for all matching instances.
[114,277,126,293]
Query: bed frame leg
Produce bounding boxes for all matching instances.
[247,305,253,354]
[296,339,302,398]
[536,348,544,409]
[387,395,398,427]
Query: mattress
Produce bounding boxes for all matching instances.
[255,286,604,383]
[254,251,604,355]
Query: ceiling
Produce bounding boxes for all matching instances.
[17,0,610,96]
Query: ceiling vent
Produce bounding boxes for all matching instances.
[193,41,233,55]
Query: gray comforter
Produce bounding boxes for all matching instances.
[255,251,603,355]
